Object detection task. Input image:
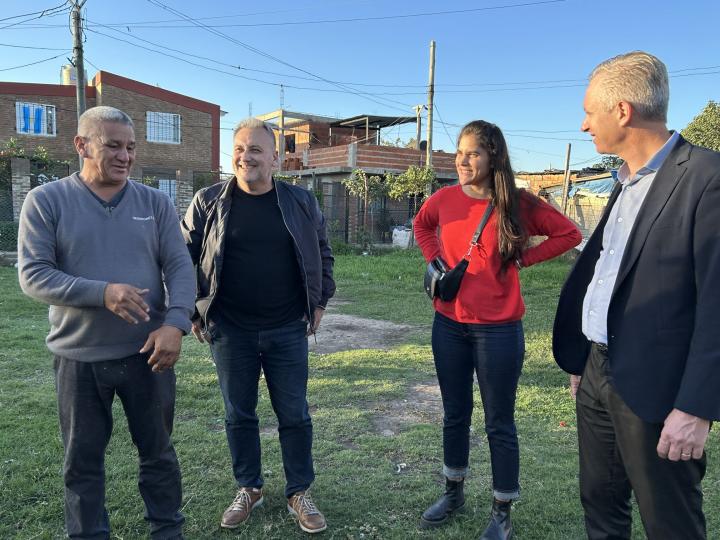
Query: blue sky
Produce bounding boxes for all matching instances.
[3,0,719,174]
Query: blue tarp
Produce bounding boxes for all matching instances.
[548,176,616,198]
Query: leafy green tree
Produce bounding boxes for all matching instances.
[386,165,437,216]
[591,155,624,170]
[682,100,720,152]
[342,169,386,245]
[380,136,418,149]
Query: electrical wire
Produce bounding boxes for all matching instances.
[0,42,67,51]
[144,0,415,113]
[0,52,71,72]
[0,1,70,31]
[86,0,567,29]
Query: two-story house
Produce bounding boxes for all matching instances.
[1,69,220,219]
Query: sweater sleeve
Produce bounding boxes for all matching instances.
[18,188,107,308]
[156,194,195,334]
[520,193,582,267]
[413,192,442,262]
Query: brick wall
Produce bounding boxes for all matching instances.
[355,146,456,174]
[96,84,214,178]
[0,91,96,165]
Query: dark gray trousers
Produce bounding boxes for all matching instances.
[54,354,184,540]
[576,343,706,540]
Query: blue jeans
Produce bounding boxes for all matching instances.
[209,316,314,498]
[431,312,524,500]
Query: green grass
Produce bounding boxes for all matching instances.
[0,251,717,539]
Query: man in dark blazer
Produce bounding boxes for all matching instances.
[553,51,720,539]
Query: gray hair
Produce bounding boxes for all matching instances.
[78,106,134,138]
[232,117,276,145]
[589,51,669,122]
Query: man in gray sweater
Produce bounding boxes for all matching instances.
[18,106,195,540]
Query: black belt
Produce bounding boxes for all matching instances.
[591,341,608,354]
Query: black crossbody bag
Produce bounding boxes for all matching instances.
[423,202,495,301]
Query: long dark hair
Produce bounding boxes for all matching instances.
[457,120,527,265]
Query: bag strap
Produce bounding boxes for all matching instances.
[465,201,495,259]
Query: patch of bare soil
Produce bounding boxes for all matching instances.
[308,303,417,355]
[371,381,443,437]
[303,302,447,439]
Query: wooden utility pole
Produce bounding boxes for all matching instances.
[413,105,424,152]
[71,0,88,169]
[278,85,285,172]
[426,40,435,170]
[560,143,573,215]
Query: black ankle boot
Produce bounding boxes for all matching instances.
[479,499,513,540]
[419,477,465,528]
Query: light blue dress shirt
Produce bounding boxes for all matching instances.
[581,131,680,344]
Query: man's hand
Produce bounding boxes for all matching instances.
[140,325,183,373]
[191,319,211,344]
[307,307,325,336]
[570,375,581,399]
[104,283,150,324]
[657,408,710,461]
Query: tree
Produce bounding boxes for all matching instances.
[380,136,418,149]
[682,100,720,152]
[341,169,386,245]
[386,165,437,216]
[591,155,624,170]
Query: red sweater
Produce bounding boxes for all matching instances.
[414,185,582,324]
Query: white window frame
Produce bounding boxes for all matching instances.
[157,178,177,203]
[146,111,182,144]
[15,102,56,137]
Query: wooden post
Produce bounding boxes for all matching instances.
[426,41,435,169]
[71,0,88,170]
[561,143,572,215]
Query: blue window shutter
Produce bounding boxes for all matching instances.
[34,106,43,134]
[23,104,30,133]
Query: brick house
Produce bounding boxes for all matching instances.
[256,109,459,242]
[0,70,220,218]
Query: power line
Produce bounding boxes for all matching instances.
[85,26,419,106]
[0,1,70,31]
[0,42,67,51]
[432,102,457,147]
[0,2,70,23]
[0,52,71,72]
[85,0,567,29]
[143,0,413,112]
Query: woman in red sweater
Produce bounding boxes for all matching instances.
[414,120,581,538]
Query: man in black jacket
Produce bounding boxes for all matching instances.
[553,51,720,539]
[182,118,334,534]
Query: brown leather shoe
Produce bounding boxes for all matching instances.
[287,490,327,533]
[220,487,263,529]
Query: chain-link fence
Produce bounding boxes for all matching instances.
[0,157,70,253]
[0,158,14,251]
[318,182,419,245]
[544,191,610,243]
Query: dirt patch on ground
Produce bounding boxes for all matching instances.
[308,302,444,437]
[370,381,443,437]
[308,303,418,354]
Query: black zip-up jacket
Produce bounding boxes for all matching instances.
[182,178,335,330]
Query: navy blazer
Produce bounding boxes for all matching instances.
[553,136,720,423]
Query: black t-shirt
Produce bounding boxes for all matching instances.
[214,185,305,330]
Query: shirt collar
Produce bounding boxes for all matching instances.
[616,130,679,184]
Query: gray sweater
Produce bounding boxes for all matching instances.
[18,173,195,361]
